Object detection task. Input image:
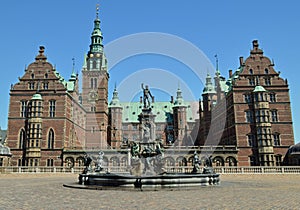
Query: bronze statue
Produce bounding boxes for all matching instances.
[141,83,153,108]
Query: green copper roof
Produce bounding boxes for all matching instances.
[174,87,186,106]
[109,88,122,108]
[203,73,216,94]
[31,93,42,100]
[119,101,199,123]
[253,85,267,92]
[53,69,76,92]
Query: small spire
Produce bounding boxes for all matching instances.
[72,57,75,74]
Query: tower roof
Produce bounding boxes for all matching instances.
[203,73,216,94]
[31,93,42,100]
[253,85,267,92]
[88,4,104,54]
[174,87,185,106]
[109,86,122,108]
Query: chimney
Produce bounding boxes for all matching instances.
[239,57,244,66]
[229,69,233,77]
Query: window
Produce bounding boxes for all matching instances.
[255,110,260,123]
[273,133,280,146]
[265,77,271,86]
[269,93,276,102]
[90,78,97,89]
[244,94,251,103]
[18,159,22,166]
[0,158,3,166]
[29,139,34,147]
[37,124,41,139]
[91,106,96,112]
[37,102,42,117]
[271,110,278,122]
[19,129,26,149]
[49,100,56,117]
[249,78,255,86]
[29,159,33,166]
[247,134,255,147]
[94,78,97,88]
[249,69,253,74]
[275,155,282,166]
[265,68,269,74]
[29,82,35,90]
[45,73,48,79]
[31,73,35,79]
[34,159,39,166]
[90,78,93,89]
[132,124,138,130]
[30,124,35,140]
[35,139,39,147]
[43,82,48,90]
[245,110,253,123]
[47,159,54,167]
[20,101,27,117]
[48,129,54,149]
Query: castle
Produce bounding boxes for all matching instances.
[5,8,295,168]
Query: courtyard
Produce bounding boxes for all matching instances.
[0,173,299,209]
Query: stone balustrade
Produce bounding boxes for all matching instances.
[1,166,300,174]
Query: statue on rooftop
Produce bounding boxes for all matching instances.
[141,83,153,109]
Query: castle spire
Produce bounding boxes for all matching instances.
[89,4,104,54]
[174,85,184,106]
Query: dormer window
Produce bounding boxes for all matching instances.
[265,68,269,74]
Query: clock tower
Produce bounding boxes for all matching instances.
[82,5,109,149]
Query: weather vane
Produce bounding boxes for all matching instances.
[96,3,100,18]
[215,54,219,71]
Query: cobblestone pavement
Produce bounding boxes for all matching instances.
[0,173,299,210]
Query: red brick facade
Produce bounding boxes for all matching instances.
[5,12,295,168]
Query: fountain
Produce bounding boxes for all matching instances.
[73,84,220,190]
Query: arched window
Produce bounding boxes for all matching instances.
[48,129,54,149]
[265,68,269,74]
[249,69,253,74]
[19,129,26,149]
[90,78,98,89]
[90,78,94,88]
[93,78,97,88]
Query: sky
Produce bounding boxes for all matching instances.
[0,0,299,143]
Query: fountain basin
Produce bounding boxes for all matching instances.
[77,172,220,190]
